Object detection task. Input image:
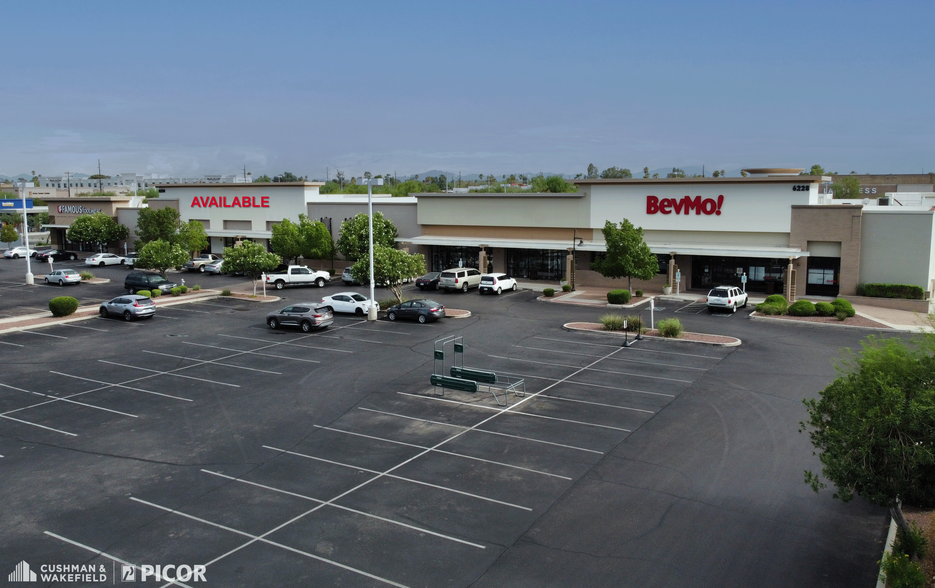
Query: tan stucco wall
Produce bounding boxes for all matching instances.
[790,205,863,296]
[859,210,935,290]
[417,194,589,229]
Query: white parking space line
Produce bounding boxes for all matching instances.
[153,314,180,319]
[219,333,354,353]
[344,325,411,335]
[532,336,721,359]
[318,334,385,344]
[130,497,410,588]
[0,413,77,436]
[314,425,572,480]
[517,346,709,371]
[17,329,67,339]
[142,350,282,375]
[159,306,210,313]
[60,323,109,332]
[45,531,196,588]
[497,372,676,398]
[50,371,194,402]
[182,342,321,364]
[0,383,138,418]
[358,407,604,455]
[99,360,241,387]
[263,445,533,511]
[189,301,239,309]
[488,355,694,383]
[0,340,24,347]
[537,394,654,414]
[396,392,632,432]
[201,469,487,549]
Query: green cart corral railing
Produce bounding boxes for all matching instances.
[431,336,525,406]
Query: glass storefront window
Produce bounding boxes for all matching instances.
[430,246,479,271]
[506,249,565,280]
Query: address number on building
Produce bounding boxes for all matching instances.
[792,185,809,191]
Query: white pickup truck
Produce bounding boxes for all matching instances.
[264,266,331,290]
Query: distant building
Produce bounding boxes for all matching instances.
[39,173,249,197]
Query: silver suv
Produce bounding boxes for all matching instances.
[439,268,482,292]
[266,303,334,332]
[706,286,748,313]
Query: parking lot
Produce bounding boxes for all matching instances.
[0,283,887,587]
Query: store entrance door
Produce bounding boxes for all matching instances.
[692,256,787,294]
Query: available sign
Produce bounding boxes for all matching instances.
[647,195,724,216]
[191,196,269,208]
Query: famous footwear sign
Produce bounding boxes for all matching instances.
[57,205,103,215]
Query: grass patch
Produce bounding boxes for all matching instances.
[79,271,95,281]
[599,314,625,331]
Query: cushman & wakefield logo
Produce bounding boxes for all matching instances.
[646,194,724,215]
[7,560,207,584]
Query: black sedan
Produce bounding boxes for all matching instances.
[415,272,441,290]
[386,299,445,324]
[36,249,80,262]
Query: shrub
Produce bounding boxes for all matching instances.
[150,288,161,298]
[560,284,570,292]
[624,314,645,333]
[756,303,785,316]
[607,289,631,304]
[762,294,788,312]
[856,283,924,300]
[831,298,855,317]
[192,284,201,291]
[136,290,152,298]
[378,298,399,310]
[599,314,625,331]
[49,296,79,317]
[834,309,849,321]
[170,287,182,297]
[635,289,643,297]
[179,285,188,294]
[79,271,94,281]
[879,551,925,588]
[221,289,232,296]
[787,300,817,316]
[894,523,928,561]
[815,302,835,316]
[543,288,554,297]
[657,318,684,338]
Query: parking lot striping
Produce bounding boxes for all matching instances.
[496,371,676,398]
[344,325,411,336]
[189,301,240,309]
[60,323,109,332]
[0,382,139,418]
[99,360,242,388]
[201,469,488,549]
[357,407,604,455]
[158,306,211,313]
[537,394,654,414]
[515,346,709,371]
[181,342,321,364]
[531,336,722,359]
[263,445,534,511]
[50,371,195,402]
[142,350,282,375]
[45,532,194,588]
[153,314,180,319]
[131,497,411,588]
[218,334,354,353]
[317,334,386,344]
[314,425,572,480]
[0,413,77,436]
[487,355,694,384]
[17,329,67,339]
[396,392,633,432]
[0,340,24,347]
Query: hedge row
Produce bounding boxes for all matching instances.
[755,295,855,320]
[856,283,924,300]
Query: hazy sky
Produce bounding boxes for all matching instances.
[3,0,933,179]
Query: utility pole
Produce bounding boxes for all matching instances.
[98,159,103,194]
[66,171,72,198]
[326,167,329,183]
[243,165,248,182]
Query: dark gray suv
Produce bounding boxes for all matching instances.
[266,303,334,332]
[125,271,177,294]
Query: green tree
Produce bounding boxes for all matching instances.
[592,219,658,292]
[336,212,398,261]
[177,220,208,258]
[136,207,180,246]
[666,168,686,178]
[0,213,22,229]
[273,171,302,182]
[350,245,426,303]
[832,176,861,199]
[28,211,50,231]
[600,167,633,179]
[271,218,303,264]
[1,224,18,249]
[137,187,159,200]
[253,174,272,183]
[298,214,333,260]
[586,164,599,179]
[642,167,650,179]
[531,175,577,193]
[67,212,128,251]
[801,164,825,176]
[136,239,189,277]
[802,326,935,544]
[222,241,281,295]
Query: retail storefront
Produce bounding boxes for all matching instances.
[43,196,142,252]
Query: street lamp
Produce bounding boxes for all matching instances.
[361,177,384,321]
[571,229,583,291]
[20,179,34,285]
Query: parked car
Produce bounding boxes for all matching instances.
[183,253,222,272]
[124,251,139,268]
[125,271,178,294]
[266,303,334,332]
[36,249,79,262]
[415,272,441,290]
[85,253,125,267]
[204,259,224,274]
[44,269,82,286]
[341,266,361,285]
[478,273,517,295]
[99,295,155,321]
[438,267,482,292]
[706,286,748,313]
[3,246,38,259]
[320,292,375,316]
[386,299,446,324]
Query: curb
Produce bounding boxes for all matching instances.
[536,295,655,309]
[876,517,897,588]
[749,311,896,330]
[562,323,741,347]
[445,309,472,319]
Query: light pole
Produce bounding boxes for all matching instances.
[20,179,34,284]
[361,177,383,321]
[571,229,583,291]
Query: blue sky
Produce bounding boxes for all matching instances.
[3,0,933,179]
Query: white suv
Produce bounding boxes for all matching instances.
[706,286,748,313]
[439,268,482,292]
[478,273,517,295]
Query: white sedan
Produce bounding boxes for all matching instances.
[85,253,126,267]
[3,246,38,259]
[320,292,377,316]
[45,269,82,286]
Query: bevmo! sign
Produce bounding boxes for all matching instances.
[191,196,269,208]
[647,195,724,216]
